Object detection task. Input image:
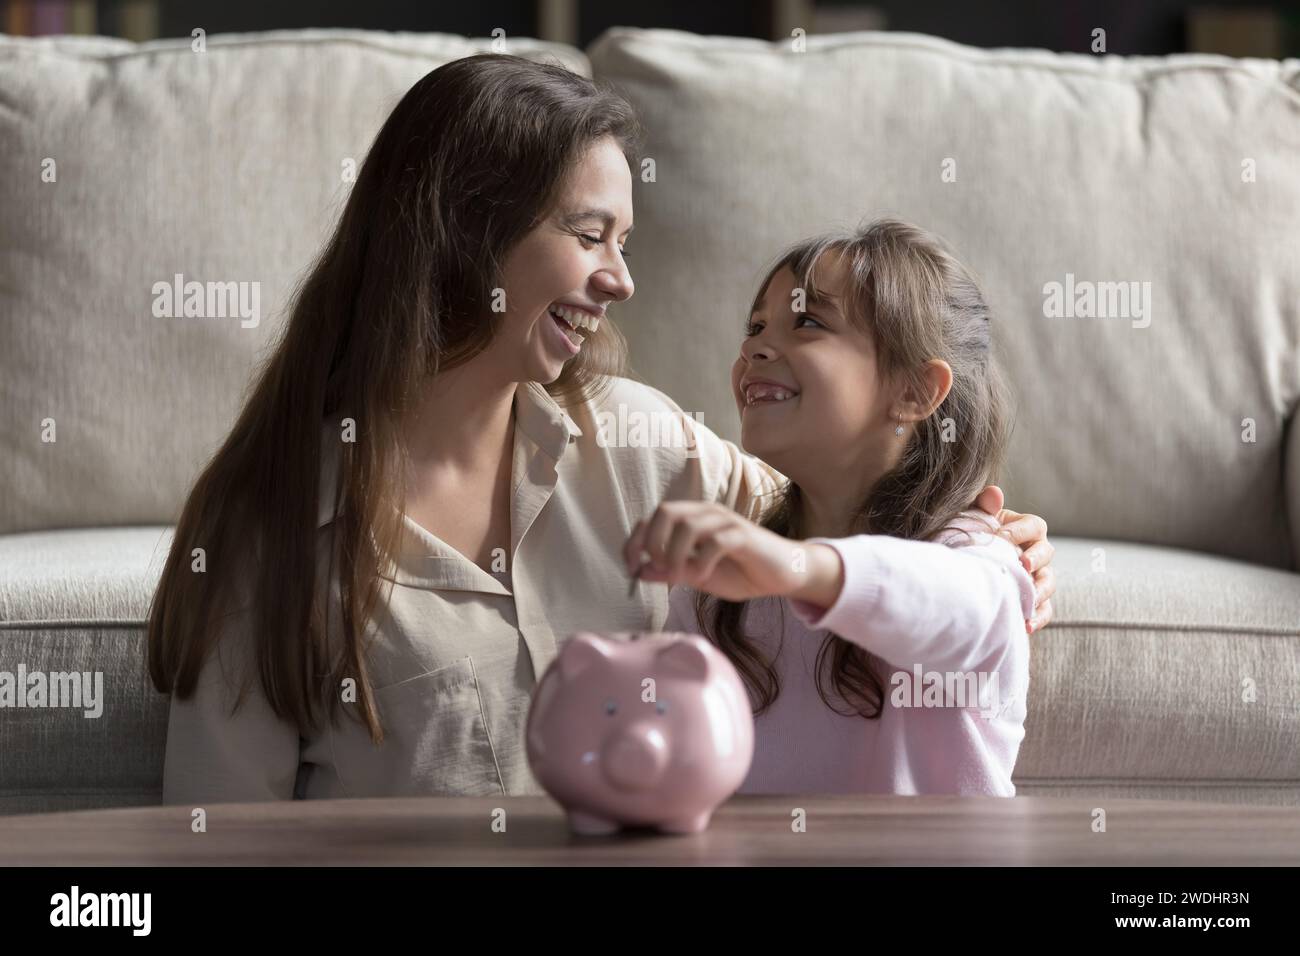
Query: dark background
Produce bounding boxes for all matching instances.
[5,0,1300,55]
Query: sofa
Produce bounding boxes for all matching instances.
[1,27,1297,815]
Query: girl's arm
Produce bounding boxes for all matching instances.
[162,608,303,805]
[789,530,1035,676]
[626,500,1033,677]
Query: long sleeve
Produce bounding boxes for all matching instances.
[788,529,1035,677]
[790,529,1034,796]
[161,605,303,806]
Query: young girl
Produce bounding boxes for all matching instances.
[624,220,1037,796]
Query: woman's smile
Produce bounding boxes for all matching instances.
[545,306,586,356]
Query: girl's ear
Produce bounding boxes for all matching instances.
[896,359,953,421]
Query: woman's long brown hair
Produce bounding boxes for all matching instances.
[147,55,642,744]
[695,220,1014,720]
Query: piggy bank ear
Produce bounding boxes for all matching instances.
[656,636,711,681]
[559,633,614,681]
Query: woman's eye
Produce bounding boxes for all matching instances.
[619,246,631,259]
[744,320,764,337]
[578,233,601,247]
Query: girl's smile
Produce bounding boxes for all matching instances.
[740,376,801,409]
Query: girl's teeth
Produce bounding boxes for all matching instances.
[747,387,796,404]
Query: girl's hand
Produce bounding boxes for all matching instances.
[623,501,843,606]
[974,485,1056,634]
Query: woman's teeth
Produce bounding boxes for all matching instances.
[549,305,601,336]
[745,384,798,405]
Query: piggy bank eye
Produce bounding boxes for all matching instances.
[604,698,618,716]
[656,701,668,715]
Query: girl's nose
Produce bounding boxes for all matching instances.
[741,334,775,363]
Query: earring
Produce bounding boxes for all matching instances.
[894,413,904,437]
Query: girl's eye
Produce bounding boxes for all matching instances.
[795,313,824,329]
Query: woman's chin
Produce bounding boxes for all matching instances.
[531,354,571,384]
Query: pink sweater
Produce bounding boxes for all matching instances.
[664,518,1036,796]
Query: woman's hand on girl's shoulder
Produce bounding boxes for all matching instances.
[973,484,1056,634]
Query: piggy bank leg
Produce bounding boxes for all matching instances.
[657,811,713,835]
[568,810,621,836]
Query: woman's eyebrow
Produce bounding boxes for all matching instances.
[562,209,634,236]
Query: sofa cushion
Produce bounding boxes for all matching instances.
[2,528,1296,813]
[0,528,173,814]
[588,28,1300,569]
[1015,537,1300,797]
[0,30,587,536]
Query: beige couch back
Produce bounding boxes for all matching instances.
[2,28,1296,568]
[592,29,1300,569]
[0,30,586,535]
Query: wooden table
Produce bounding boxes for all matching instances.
[2,794,1298,865]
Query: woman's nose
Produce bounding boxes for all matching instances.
[592,258,634,302]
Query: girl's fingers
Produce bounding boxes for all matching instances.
[665,512,733,581]
[686,535,728,586]
[664,518,704,580]
[642,505,679,570]
[624,519,647,574]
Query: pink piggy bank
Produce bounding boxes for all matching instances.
[525,631,755,835]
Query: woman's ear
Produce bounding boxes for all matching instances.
[896,359,953,422]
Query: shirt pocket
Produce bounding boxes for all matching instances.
[330,656,505,797]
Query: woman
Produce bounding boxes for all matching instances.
[148,55,1055,803]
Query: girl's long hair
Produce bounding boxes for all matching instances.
[147,55,642,744]
[695,219,1014,719]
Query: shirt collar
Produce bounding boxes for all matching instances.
[316,381,583,530]
[513,379,584,462]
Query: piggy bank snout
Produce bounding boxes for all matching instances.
[603,722,669,791]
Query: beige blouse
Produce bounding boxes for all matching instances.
[162,376,784,804]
